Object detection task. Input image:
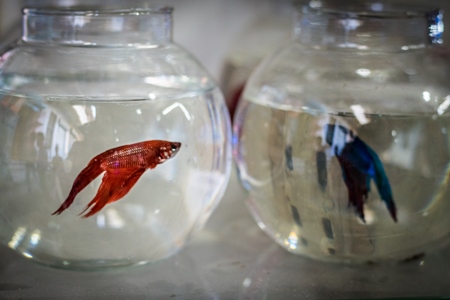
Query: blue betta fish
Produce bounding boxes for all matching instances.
[324,124,397,222]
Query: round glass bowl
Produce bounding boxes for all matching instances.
[0,7,231,269]
[233,1,450,263]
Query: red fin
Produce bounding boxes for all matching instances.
[52,158,104,215]
[81,168,145,218]
[107,168,146,204]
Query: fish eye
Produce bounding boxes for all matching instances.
[171,145,178,152]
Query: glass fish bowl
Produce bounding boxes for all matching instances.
[233,0,450,263]
[0,6,231,269]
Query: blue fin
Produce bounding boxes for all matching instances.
[324,124,397,222]
[364,144,397,222]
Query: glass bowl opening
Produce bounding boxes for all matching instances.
[302,0,438,19]
[23,6,173,17]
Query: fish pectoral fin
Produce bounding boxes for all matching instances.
[81,168,146,218]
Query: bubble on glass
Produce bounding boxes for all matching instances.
[350,104,370,125]
[8,227,26,249]
[356,68,371,77]
[242,278,252,287]
[287,231,299,250]
[437,96,450,115]
[371,3,383,12]
[30,229,41,246]
[422,91,431,102]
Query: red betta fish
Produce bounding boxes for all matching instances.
[52,140,181,218]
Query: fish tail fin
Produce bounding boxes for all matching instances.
[52,158,104,215]
[339,158,369,222]
[81,168,145,218]
[80,171,120,218]
[348,188,367,222]
[384,196,397,222]
[366,147,397,222]
[107,169,146,204]
[365,176,371,194]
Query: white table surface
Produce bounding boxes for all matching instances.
[0,170,449,300]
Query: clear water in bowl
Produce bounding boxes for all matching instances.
[0,87,229,269]
[234,94,450,263]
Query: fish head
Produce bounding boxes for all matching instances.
[169,142,182,157]
[157,141,182,162]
